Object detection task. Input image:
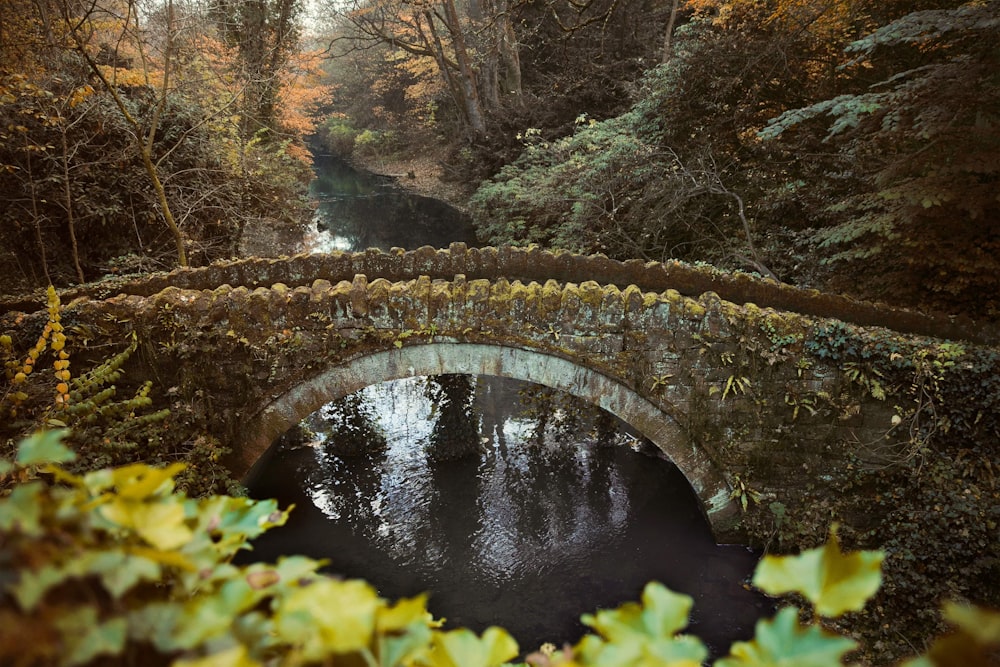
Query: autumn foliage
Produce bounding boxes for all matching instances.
[0,0,323,291]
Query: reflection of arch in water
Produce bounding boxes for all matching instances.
[241,343,738,538]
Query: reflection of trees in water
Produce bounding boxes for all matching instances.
[476,377,517,458]
[425,374,481,461]
[306,391,387,457]
[311,157,474,252]
[517,384,611,447]
[243,374,769,653]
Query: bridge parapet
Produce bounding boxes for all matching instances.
[9,244,995,345]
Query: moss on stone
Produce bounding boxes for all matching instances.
[682,298,706,319]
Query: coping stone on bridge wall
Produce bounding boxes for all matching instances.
[14,244,994,346]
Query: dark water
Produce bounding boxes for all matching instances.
[244,155,770,656]
[306,154,476,252]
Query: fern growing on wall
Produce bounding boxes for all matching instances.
[1,286,169,470]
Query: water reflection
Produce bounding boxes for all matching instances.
[243,376,769,655]
[304,154,476,253]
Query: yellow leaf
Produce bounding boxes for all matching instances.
[113,463,187,500]
[378,594,432,633]
[753,525,883,618]
[100,497,193,550]
[127,545,196,571]
[276,579,380,657]
[172,645,261,667]
[132,501,193,550]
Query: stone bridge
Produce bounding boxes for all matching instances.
[9,244,998,542]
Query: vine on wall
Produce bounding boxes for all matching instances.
[720,310,1000,663]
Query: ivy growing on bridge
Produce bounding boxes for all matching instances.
[716,307,1000,663]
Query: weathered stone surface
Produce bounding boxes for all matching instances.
[30,245,995,343]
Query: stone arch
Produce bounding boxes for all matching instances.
[238,342,740,539]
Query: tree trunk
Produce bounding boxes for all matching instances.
[60,128,85,283]
[498,10,522,99]
[441,0,487,135]
[420,11,467,124]
[661,0,680,63]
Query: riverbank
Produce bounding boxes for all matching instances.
[350,150,474,213]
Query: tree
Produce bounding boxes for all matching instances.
[0,0,316,289]
[210,0,303,140]
[760,3,1000,316]
[58,0,190,266]
[327,0,490,135]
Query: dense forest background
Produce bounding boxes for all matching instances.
[0,0,327,288]
[313,0,1000,320]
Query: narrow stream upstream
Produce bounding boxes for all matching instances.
[240,154,771,656]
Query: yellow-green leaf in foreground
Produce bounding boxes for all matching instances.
[98,494,193,551]
[573,582,707,667]
[415,627,519,667]
[54,606,127,667]
[900,603,1000,667]
[583,582,694,642]
[15,429,75,466]
[275,578,380,658]
[753,527,883,617]
[574,632,707,667]
[375,594,436,667]
[714,607,857,667]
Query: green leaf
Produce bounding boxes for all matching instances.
[0,481,44,535]
[583,582,694,642]
[714,607,857,667]
[128,602,183,651]
[576,583,706,667]
[373,594,436,667]
[752,527,883,617]
[16,429,75,466]
[378,623,434,667]
[169,578,261,649]
[275,578,380,658]
[12,549,163,611]
[86,549,162,598]
[416,627,519,667]
[191,496,289,558]
[13,562,71,610]
[575,633,706,667]
[54,607,126,667]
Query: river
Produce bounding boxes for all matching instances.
[240,154,771,656]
